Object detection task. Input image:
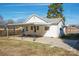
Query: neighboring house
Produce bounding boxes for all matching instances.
[65,25,79,34]
[8,14,65,38]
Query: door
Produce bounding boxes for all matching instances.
[34,26,36,32]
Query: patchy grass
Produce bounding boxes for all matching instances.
[0,37,78,56]
[60,34,79,40]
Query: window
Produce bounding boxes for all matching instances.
[45,27,49,30]
[37,26,39,30]
[31,26,33,30]
[26,27,28,31]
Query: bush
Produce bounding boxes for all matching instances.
[60,33,79,40]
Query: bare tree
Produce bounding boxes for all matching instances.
[7,19,15,24]
[0,15,5,25]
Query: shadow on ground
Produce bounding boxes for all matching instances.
[19,34,43,38]
[60,33,79,50]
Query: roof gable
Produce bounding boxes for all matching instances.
[24,14,47,24]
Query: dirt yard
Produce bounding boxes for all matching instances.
[0,37,78,56]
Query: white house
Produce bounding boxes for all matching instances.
[18,14,65,38]
[8,14,65,38]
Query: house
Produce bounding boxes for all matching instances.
[65,25,79,34]
[8,14,65,38]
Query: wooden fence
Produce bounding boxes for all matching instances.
[0,28,22,36]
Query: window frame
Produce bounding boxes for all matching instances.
[26,26,28,31]
[31,26,33,30]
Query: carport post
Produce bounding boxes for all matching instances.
[33,24,36,41]
[6,26,9,39]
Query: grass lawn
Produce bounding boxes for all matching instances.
[0,37,78,56]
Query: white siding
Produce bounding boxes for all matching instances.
[44,21,64,38]
[44,25,59,37]
[57,21,64,37]
[58,21,64,28]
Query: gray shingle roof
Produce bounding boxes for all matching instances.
[24,14,63,25]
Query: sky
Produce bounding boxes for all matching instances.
[0,3,79,25]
